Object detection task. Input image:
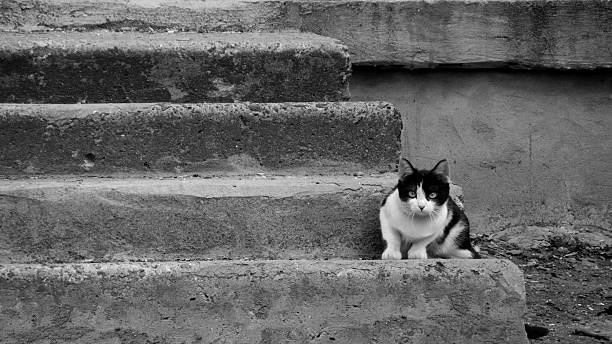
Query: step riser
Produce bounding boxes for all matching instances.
[2,0,609,68]
[0,102,400,175]
[0,32,350,103]
[0,184,383,262]
[0,260,528,343]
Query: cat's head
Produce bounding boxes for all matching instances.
[397,159,450,216]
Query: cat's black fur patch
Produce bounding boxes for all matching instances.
[441,198,480,258]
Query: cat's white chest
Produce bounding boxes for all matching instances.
[381,189,449,241]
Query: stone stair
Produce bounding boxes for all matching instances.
[0,31,350,103]
[2,0,610,68]
[0,260,527,343]
[0,175,392,263]
[0,102,398,175]
[0,2,530,343]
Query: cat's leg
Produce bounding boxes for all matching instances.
[407,234,437,259]
[380,213,402,260]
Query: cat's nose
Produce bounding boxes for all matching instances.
[418,205,425,211]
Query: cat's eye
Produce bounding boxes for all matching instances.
[408,190,416,198]
[429,192,437,198]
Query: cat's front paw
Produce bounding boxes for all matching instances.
[407,248,428,259]
[381,248,402,260]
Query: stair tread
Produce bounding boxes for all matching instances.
[0,31,350,103]
[0,174,397,197]
[1,30,344,50]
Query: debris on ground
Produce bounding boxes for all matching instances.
[477,225,611,343]
[573,320,612,342]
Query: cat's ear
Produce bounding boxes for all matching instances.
[431,159,450,182]
[399,158,416,177]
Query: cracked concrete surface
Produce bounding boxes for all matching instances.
[0,260,528,343]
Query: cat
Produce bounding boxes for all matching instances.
[379,158,480,259]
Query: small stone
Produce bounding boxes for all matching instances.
[247,103,262,111]
[557,246,569,253]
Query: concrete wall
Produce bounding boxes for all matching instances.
[351,69,612,231]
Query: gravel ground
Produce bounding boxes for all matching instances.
[476,226,611,343]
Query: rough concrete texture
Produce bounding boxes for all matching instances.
[0,175,464,263]
[489,225,611,251]
[0,102,400,174]
[0,0,610,69]
[0,31,350,103]
[0,259,529,343]
[351,69,612,231]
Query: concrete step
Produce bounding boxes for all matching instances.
[0,102,400,175]
[0,175,465,263]
[0,175,394,263]
[0,259,529,343]
[0,31,350,103]
[2,0,609,69]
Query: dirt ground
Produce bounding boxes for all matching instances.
[475,226,611,343]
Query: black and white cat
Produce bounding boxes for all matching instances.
[380,158,480,259]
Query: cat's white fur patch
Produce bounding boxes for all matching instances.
[382,189,449,240]
[380,188,450,259]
